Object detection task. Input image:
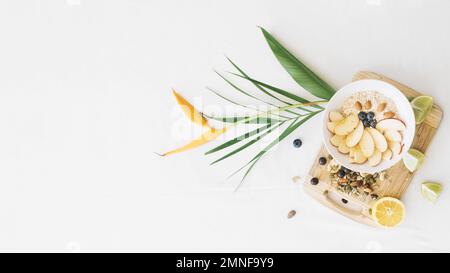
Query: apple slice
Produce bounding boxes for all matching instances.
[368,150,382,167]
[376,118,406,132]
[353,146,367,164]
[335,114,359,136]
[349,147,356,158]
[338,142,350,154]
[367,128,388,152]
[382,149,393,161]
[327,121,337,133]
[360,129,375,158]
[388,141,402,155]
[330,134,345,147]
[329,111,344,122]
[346,121,364,148]
[338,141,350,154]
[384,129,402,142]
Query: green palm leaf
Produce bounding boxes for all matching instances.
[207,87,255,110]
[204,114,283,124]
[226,57,307,115]
[206,87,288,120]
[205,124,272,155]
[233,111,320,190]
[210,121,285,165]
[225,58,293,106]
[214,71,292,119]
[259,27,335,100]
[230,73,322,111]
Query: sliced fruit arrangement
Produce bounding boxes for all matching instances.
[327,107,406,167]
[371,197,405,228]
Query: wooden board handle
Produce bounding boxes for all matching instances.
[303,179,379,227]
[322,190,368,219]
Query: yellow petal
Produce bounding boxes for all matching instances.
[160,127,227,156]
[172,89,210,128]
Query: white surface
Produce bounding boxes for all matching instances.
[0,0,449,252]
[323,79,415,173]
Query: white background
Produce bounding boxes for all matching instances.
[0,0,449,252]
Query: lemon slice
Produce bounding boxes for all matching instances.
[371,197,405,229]
[403,148,425,172]
[411,96,433,125]
[421,182,442,203]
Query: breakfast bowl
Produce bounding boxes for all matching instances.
[322,79,416,174]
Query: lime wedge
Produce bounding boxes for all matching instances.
[411,96,433,124]
[421,182,443,203]
[403,148,425,172]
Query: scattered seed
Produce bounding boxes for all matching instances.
[310,177,319,185]
[341,199,348,204]
[287,210,297,219]
[338,178,348,184]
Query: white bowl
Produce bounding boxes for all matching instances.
[322,79,415,173]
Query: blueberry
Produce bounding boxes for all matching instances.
[341,166,350,173]
[358,112,367,121]
[310,177,319,185]
[341,198,348,204]
[363,119,371,128]
[367,112,375,120]
[293,138,302,148]
[338,170,346,178]
[369,120,377,128]
[319,157,327,165]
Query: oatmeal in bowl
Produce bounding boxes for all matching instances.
[323,80,415,174]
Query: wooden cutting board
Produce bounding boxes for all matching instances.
[303,71,443,227]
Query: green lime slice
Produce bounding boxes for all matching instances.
[421,182,443,203]
[403,148,425,172]
[411,96,433,125]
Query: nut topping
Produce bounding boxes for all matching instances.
[377,102,387,112]
[383,111,395,119]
